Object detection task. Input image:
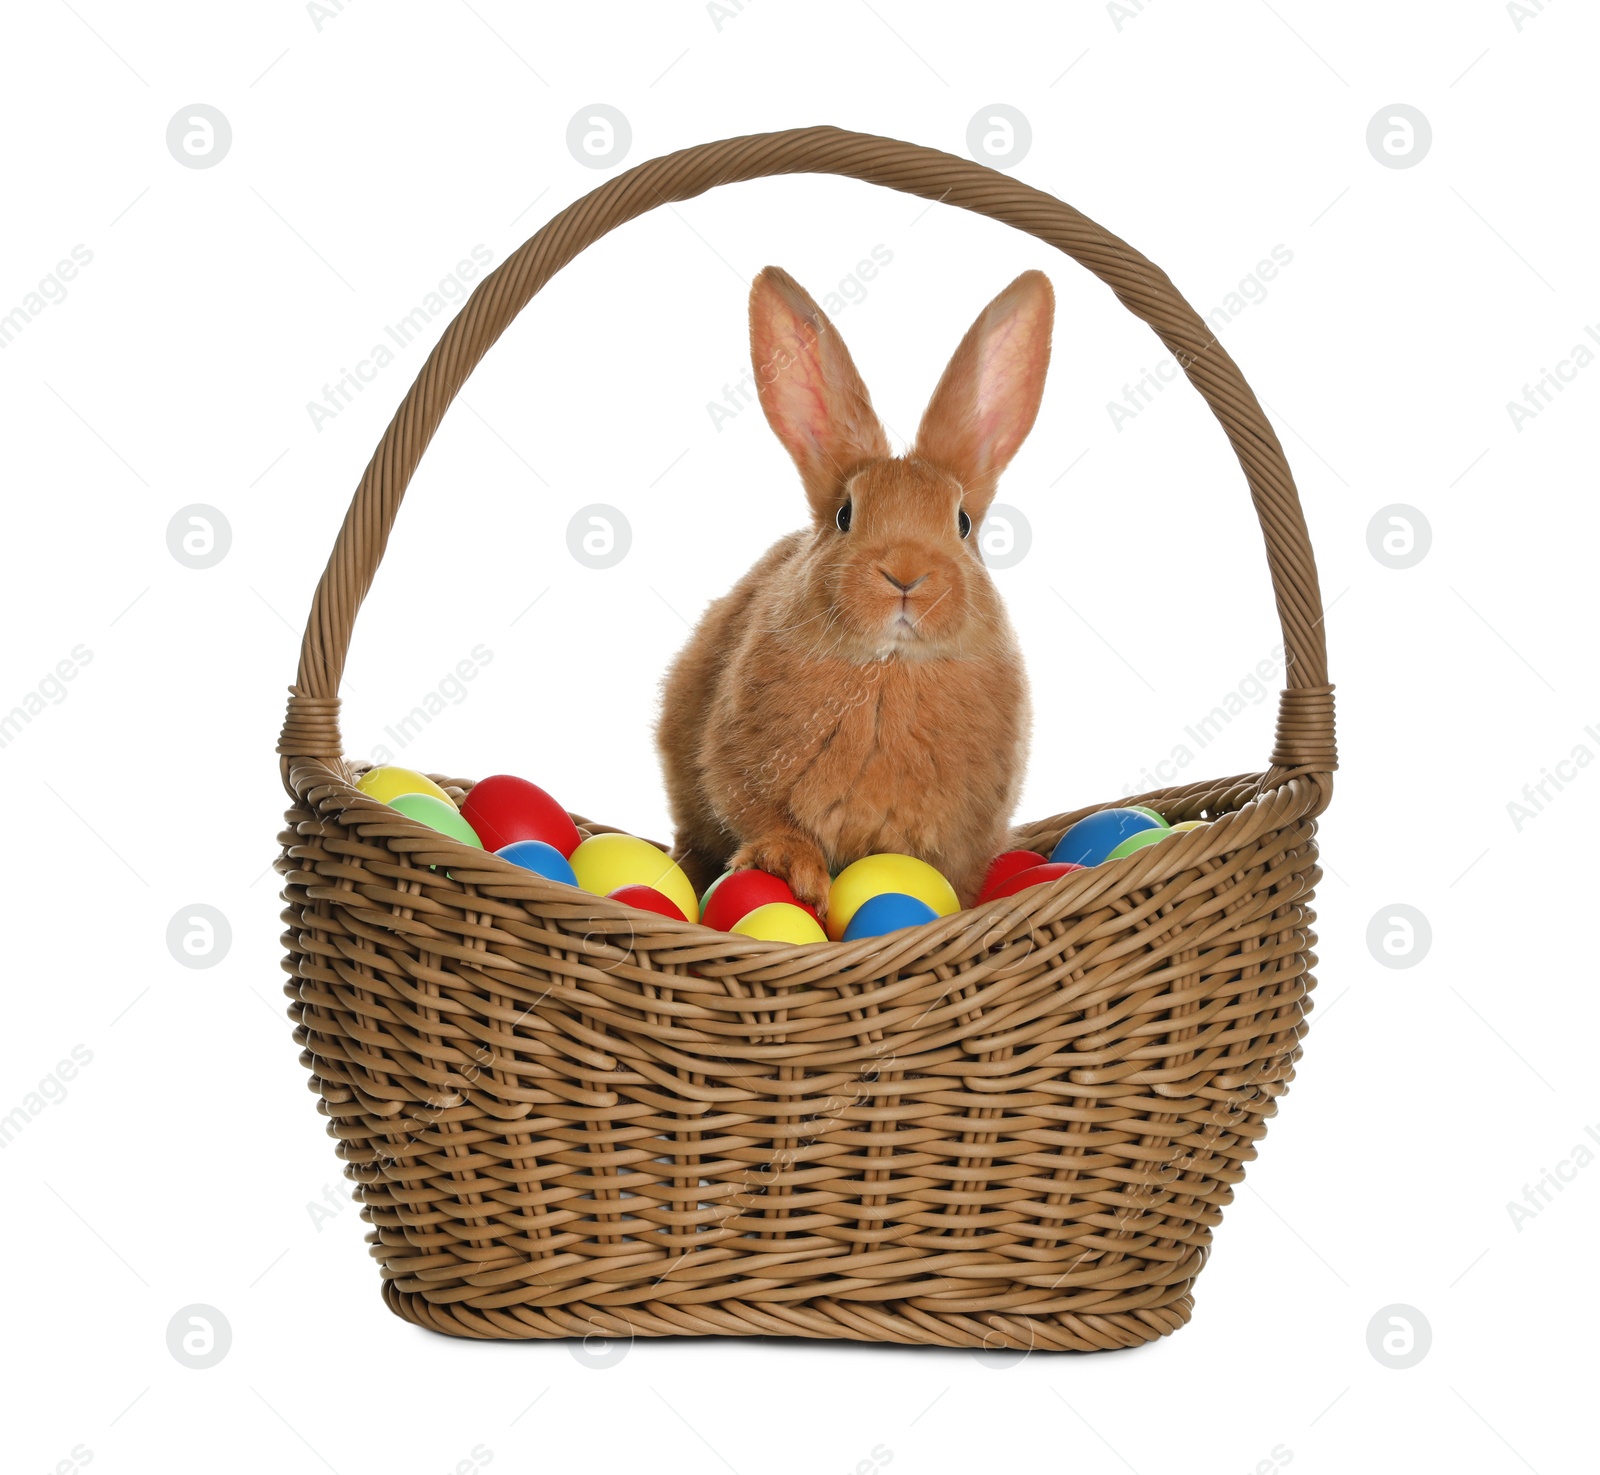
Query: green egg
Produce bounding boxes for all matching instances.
[1107,826,1172,861]
[390,792,484,848]
[1128,805,1167,825]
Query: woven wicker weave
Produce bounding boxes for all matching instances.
[275,126,1336,1352]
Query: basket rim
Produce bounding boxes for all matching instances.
[286,757,1327,978]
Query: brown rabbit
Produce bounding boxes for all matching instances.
[656,264,1054,917]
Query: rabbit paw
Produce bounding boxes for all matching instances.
[730,833,833,919]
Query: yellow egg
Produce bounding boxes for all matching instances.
[731,902,828,945]
[570,833,699,923]
[1169,820,1210,832]
[357,765,455,807]
[827,853,960,941]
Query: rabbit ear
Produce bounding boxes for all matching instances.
[750,266,890,519]
[913,270,1054,519]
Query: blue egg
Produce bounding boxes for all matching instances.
[495,839,577,885]
[842,890,939,941]
[1051,807,1166,868]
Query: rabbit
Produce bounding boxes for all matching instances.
[655,264,1054,919]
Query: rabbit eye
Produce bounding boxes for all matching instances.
[836,500,852,533]
[958,508,972,539]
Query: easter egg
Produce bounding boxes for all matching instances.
[984,861,1084,901]
[1106,827,1174,861]
[1051,808,1165,868]
[1169,820,1209,832]
[842,891,938,941]
[978,850,1047,903]
[461,774,581,857]
[389,792,483,848]
[701,868,816,932]
[1128,805,1167,825]
[700,871,732,913]
[358,765,454,806]
[570,832,699,923]
[731,902,828,945]
[495,839,577,885]
[608,884,688,922]
[827,854,960,941]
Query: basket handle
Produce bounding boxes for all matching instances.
[278,125,1335,792]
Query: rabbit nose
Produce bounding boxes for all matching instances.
[881,569,928,594]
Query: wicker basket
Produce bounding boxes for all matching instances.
[275,126,1336,1352]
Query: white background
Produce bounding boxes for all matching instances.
[2,2,1596,1471]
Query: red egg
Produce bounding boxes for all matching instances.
[701,868,816,932]
[607,884,688,923]
[460,774,581,857]
[984,861,1085,901]
[978,849,1048,903]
